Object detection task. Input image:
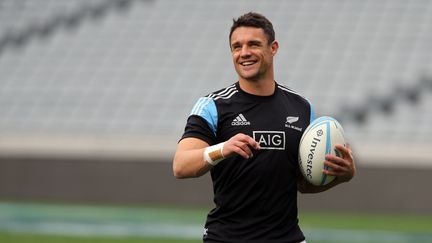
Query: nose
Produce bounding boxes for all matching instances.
[240,45,252,58]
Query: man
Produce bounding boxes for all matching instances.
[173,12,356,243]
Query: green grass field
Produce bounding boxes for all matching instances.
[0,233,195,243]
[0,201,431,243]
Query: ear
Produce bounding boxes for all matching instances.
[270,40,279,56]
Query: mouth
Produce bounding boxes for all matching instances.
[240,60,257,66]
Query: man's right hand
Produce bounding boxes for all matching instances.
[223,133,260,159]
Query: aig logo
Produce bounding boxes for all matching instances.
[253,131,285,150]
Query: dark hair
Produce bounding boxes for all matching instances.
[229,12,275,45]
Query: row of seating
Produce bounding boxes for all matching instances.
[0,0,431,157]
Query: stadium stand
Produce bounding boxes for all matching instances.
[1,0,432,164]
[0,0,431,212]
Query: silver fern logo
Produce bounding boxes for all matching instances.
[285,116,302,131]
[286,116,299,124]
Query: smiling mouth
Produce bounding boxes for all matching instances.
[240,61,257,66]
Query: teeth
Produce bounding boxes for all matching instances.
[241,61,255,66]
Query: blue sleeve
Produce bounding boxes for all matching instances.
[190,97,218,136]
[304,97,316,123]
[309,102,316,123]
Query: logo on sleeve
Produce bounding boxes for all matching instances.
[231,114,251,126]
[253,131,285,150]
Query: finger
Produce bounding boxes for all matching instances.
[230,145,250,159]
[323,161,347,176]
[346,144,354,161]
[239,135,260,150]
[236,141,254,157]
[335,144,353,160]
[323,168,344,177]
[251,139,261,150]
[229,140,255,159]
[324,158,355,179]
[325,154,348,166]
[346,142,351,149]
[324,160,344,171]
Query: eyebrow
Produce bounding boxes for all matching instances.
[231,39,263,48]
[248,40,263,46]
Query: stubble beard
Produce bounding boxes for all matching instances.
[238,63,268,83]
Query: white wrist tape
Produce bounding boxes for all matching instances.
[203,142,226,166]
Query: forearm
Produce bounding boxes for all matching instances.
[173,147,212,178]
[173,137,216,179]
[173,134,260,179]
[297,177,341,194]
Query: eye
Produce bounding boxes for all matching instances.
[231,44,241,51]
[249,41,261,47]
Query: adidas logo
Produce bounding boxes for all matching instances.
[231,114,251,126]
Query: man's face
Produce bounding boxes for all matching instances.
[230,26,278,82]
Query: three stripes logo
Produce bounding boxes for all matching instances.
[231,114,251,126]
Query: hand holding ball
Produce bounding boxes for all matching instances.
[298,116,346,186]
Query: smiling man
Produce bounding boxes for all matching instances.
[230,22,277,94]
[173,12,356,243]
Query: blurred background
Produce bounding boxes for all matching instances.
[0,0,431,242]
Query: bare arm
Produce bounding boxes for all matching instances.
[297,175,342,194]
[298,144,356,193]
[173,137,212,178]
[173,134,260,179]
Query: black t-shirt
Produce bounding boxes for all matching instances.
[181,82,315,243]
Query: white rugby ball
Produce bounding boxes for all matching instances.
[298,116,345,186]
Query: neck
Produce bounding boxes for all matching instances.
[239,79,276,96]
[239,75,275,96]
